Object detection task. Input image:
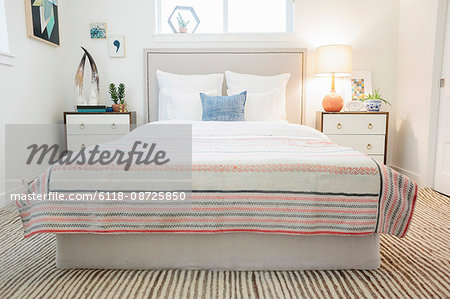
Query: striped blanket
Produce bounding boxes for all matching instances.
[17,121,417,237]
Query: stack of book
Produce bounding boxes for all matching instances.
[76,105,107,112]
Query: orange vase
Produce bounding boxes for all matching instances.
[322,73,344,112]
[322,92,344,112]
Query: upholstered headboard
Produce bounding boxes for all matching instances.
[144,48,306,124]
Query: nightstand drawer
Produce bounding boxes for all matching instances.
[323,114,386,135]
[328,135,385,155]
[67,135,124,152]
[66,115,130,135]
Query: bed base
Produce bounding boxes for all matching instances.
[56,233,380,270]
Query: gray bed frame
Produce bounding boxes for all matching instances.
[56,48,380,270]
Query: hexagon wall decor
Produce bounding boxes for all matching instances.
[168,6,200,34]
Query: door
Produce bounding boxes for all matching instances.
[434,3,450,195]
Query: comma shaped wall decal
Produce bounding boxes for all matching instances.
[113,40,120,53]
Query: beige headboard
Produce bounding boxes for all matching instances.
[144,48,306,124]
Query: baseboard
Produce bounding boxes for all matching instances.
[388,164,423,187]
[0,186,26,208]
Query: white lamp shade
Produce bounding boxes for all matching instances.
[315,45,352,77]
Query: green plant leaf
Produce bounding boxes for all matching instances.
[363,88,391,106]
[109,83,119,104]
[177,12,187,28]
[117,83,125,102]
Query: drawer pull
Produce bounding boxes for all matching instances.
[368,123,373,129]
[337,123,342,129]
[111,123,117,129]
[79,123,85,129]
[81,144,86,149]
[367,144,373,150]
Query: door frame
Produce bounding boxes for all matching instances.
[429,0,449,187]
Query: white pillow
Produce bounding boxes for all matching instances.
[163,88,217,121]
[156,70,224,120]
[227,89,281,121]
[225,71,291,121]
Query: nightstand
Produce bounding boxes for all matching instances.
[316,111,389,164]
[64,112,137,151]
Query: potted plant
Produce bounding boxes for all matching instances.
[109,83,127,112]
[362,89,391,111]
[109,83,120,112]
[177,12,190,33]
[117,83,127,112]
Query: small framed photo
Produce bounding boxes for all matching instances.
[90,22,107,39]
[108,35,125,58]
[350,70,372,101]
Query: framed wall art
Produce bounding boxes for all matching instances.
[25,0,60,46]
[108,35,125,58]
[350,70,372,101]
[90,22,107,39]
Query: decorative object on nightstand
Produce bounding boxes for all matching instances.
[109,83,127,112]
[345,101,364,112]
[316,111,389,164]
[315,45,352,112]
[64,112,136,151]
[350,70,372,101]
[362,89,391,112]
[346,70,372,111]
[74,47,100,106]
[76,105,106,113]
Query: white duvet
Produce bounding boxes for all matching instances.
[129,120,331,141]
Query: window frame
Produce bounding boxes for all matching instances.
[155,0,295,35]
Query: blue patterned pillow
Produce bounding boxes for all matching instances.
[200,91,247,121]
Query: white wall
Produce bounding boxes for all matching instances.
[2,0,438,207]
[62,0,400,131]
[0,0,67,206]
[295,0,399,162]
[391,0,446,186]
[62,0,155,125]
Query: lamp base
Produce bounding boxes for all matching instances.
[322,92,344,112]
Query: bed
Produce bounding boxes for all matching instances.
[17,49,417,270]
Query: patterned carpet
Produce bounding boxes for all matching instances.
[0,188,448,298]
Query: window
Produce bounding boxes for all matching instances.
[0,0,10,53]
[156,0,294,34]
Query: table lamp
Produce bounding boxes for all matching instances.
[315,45,352,112]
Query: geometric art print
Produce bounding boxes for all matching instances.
[352,78,365,101]
[25,0,60,46]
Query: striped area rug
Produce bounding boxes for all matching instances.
[0,188,448,299]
